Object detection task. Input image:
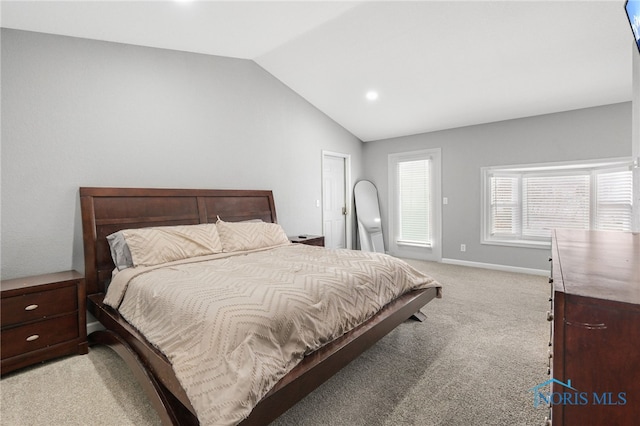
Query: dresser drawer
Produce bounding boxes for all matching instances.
[1,285,77,327]
[1,313,79,359]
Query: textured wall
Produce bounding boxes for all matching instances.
[2,29,634,278]
[363,102,633,271]
[1,29,363,279]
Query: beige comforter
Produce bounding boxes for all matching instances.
[104,244,441,425]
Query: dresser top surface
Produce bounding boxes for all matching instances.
[1,270,83,294]
[553,229,640,305]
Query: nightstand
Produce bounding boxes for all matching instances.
[289,235,325,247]
[1,270,88,375]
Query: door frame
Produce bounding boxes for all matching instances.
[321,150,352,249]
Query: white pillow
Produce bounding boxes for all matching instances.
[216,219,290,252]
[122,223,223,267]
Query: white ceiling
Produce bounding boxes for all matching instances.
[1,0,636,142]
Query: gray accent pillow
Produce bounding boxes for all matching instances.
[106,231,134,270]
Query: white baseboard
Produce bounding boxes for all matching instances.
[441,258,549,276]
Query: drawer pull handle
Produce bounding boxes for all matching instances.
[24,304,39,311]
[26,334,40,342]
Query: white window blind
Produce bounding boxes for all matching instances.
[397,158,431,245]
[595,169,633,231]
[483,159,634,247]
[522,174,590,238]
[490,175,519,236]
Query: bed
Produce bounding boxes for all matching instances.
[79,187,442,425]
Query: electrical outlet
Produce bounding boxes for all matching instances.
[460,244,466,252]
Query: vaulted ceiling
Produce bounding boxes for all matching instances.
[2,1,635,141]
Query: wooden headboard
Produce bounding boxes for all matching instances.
[79,187,277,296]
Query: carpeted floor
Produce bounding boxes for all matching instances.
[0,260,551,425]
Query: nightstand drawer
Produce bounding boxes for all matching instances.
[1,313,79,359]
[1,285,77,327]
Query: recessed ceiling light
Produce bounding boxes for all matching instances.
[366,91,379,101]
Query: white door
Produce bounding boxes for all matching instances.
[323,154,347,249]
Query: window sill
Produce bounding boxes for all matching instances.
[396,241,431,248]
[481,238,550,250]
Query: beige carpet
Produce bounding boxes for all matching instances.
[0,260,550,425]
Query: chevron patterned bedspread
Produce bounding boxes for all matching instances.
[104,244,441,425]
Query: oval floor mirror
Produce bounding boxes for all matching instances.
[354,180,384,253]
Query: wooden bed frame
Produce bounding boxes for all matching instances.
[79,187,441,425]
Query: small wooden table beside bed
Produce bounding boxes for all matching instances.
[79,187,442,426]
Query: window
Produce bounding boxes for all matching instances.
[482,159,634,248]
[595,169,634,231]
[388,149,441,261]
[397,158,431,246]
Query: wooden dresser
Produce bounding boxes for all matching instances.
[549,229,640,425]
[1,270,88,375]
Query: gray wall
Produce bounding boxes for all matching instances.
[363,102,632,271]
[1,29,633,280]
[1,29,363,279]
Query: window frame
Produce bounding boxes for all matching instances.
[481,158,634,249]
